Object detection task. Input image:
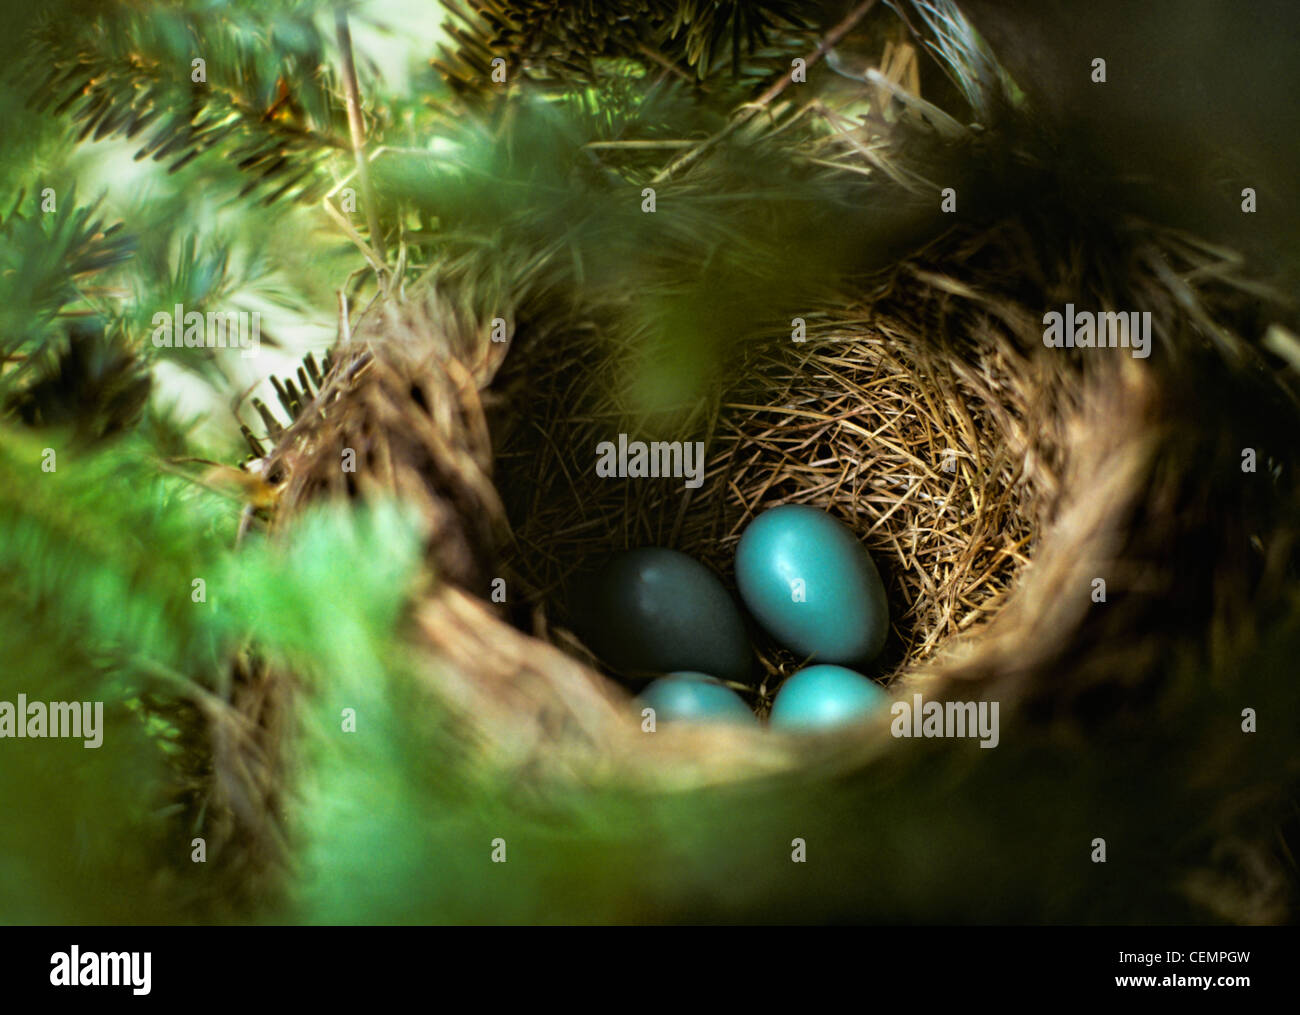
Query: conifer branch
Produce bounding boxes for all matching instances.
[651,0,879,183]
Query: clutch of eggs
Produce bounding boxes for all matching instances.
[573,507,892,730]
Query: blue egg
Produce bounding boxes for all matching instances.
[574,548,752,681]
[769,665,889,730]
[638,673,757,725]
[735,505,889,664]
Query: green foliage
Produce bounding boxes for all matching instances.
[435,0,818,93]
[664,0,815,76]
[0,430,425,698]
[4,319,151,442]
[0,624,180,923]
[374,84,944,412]
[225,499,426,686]
[0,188,136,368]
[16,0,350,206]
[0,429,233,678]
[0,426,225,922]
[0,416,432,920]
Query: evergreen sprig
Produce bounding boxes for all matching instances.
[0,187,136,376]
[434,0,817,94]
[0,430,233,679]
[0,418,428,920]
[17,0,350,205]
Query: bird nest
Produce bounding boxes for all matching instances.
[191,211,1299,923]
[245,216,1270,743]
[255,219,1159,767]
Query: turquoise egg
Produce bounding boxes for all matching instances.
[638,673,757,725]
[734,505,889,664]
[573,548,752,681]
[769,664,889,730]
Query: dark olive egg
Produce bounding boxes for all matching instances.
[573,548,752,682]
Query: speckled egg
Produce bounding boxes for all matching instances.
[637,673,757,725]
[768,664,889,730]
[734,505,889,664]
[573,548,752,681]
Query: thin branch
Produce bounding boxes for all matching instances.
[652,0,879,184]
[321,196,388,277]
[635,41,702,86]
[335,8,387,274]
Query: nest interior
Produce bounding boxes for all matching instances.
[493,293,1042,713]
